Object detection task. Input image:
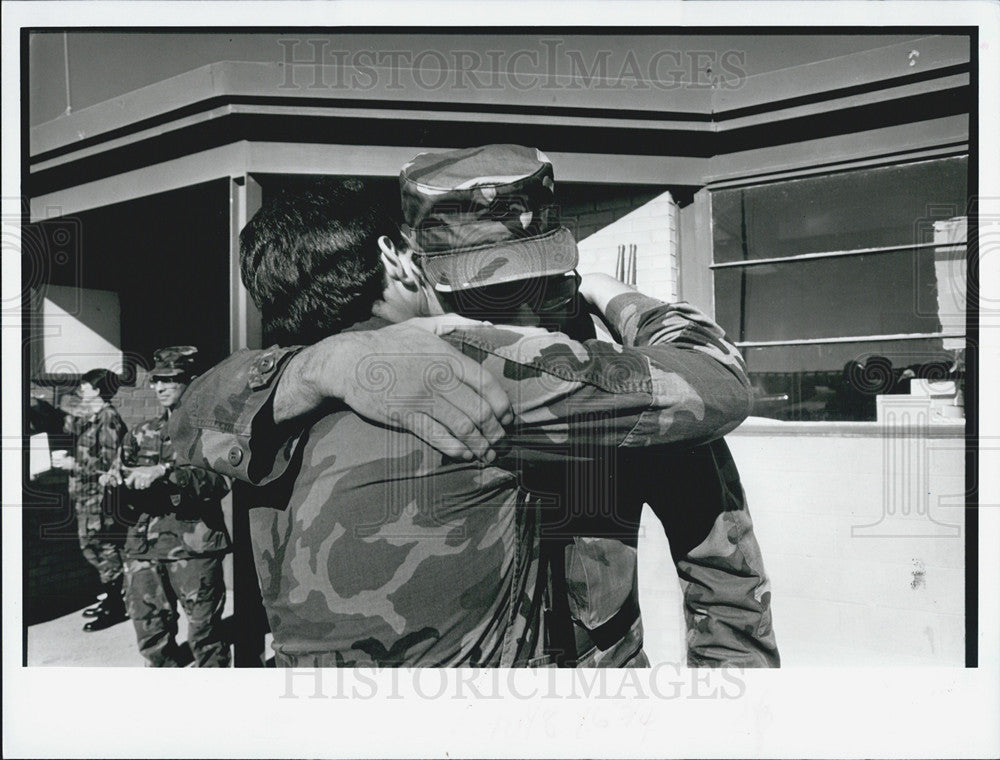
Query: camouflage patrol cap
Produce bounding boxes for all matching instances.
[400,144,578,292]
[151,346,198,378]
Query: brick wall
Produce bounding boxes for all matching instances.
[637,423,966,666]
[566,189,679,303]
[30,368,161,433]
[112,367,162,430]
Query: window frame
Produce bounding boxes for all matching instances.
[706,154,969,423]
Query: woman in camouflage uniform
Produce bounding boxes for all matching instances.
[54,368,128,632]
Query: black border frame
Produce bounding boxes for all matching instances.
[19,25,980,669]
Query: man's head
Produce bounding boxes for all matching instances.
[149,346,197,409]
[398,144,581,328]
[241,178,406,345]
[239,148,586,342]
[78,368,119,404]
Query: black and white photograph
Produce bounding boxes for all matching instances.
[3,2,999,758]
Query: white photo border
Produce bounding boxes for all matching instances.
[3,2,998,758]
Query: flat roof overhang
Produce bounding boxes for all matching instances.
[27,34,972,219]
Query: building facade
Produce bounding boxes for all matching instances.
[25,31,973,665]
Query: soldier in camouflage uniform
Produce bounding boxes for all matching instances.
[170,152,760,666]
[395,146,777,667]
[54,368,129,632]
[107,347,232,667]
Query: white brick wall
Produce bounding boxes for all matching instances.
[576,190,679,302]
[637,427,966,666]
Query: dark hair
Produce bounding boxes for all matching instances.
[240,178,402,345]
[80,368,120,402]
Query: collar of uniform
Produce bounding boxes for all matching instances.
[342,315,393,333]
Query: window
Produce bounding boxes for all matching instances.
[711,156,968,421]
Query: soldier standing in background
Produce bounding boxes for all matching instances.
[103,347,232,666]
[53,368,128,632]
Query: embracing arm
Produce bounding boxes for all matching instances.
[170,278,749,479]
[453,274,752,454]
[169,324,513,484]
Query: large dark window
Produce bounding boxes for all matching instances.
[712,156,967,421]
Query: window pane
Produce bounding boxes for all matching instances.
[745,338,963,421]
[714,249,946,342]
[713,156,968,263]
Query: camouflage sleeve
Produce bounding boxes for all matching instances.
[96,407,126,472]
[119,427,140,468]
[170,295,748,480]
[169,346,304,484]
[159,417,231,500]
[168,465,231,502]
[450,292,752,453]
[608,293,748,377]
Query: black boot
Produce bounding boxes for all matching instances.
[81,592,108,618]
[83,578,127,632]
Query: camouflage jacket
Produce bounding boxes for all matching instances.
[119,411,232,561]
[170,293,752,667]
[64,402,126,502]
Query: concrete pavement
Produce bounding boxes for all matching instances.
[26,557,235,667]
[25,508,685,666]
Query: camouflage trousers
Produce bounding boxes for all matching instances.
[74,492,124,585]
[124,556,230,667]
[676,508,778,667]
[647,441,780,668]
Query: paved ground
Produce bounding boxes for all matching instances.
[27,556,235,667]
[26,508,684,667]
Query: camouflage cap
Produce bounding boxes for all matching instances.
[151,346,198,377]
[399,144,578,291]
